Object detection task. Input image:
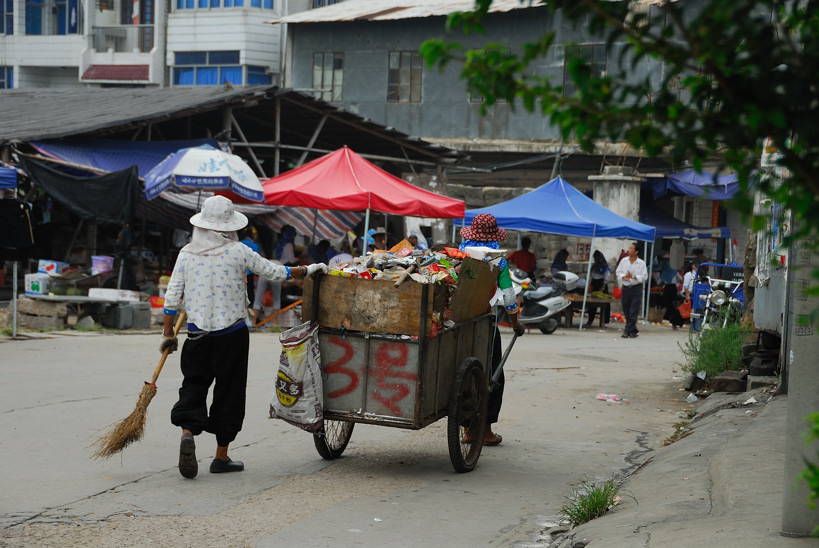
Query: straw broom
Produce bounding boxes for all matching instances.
[91,311,186,459]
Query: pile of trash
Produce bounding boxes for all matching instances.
[327,240,504,286]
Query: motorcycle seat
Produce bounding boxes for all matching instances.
[526,285,557,299]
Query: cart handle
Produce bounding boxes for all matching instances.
[491,332,519,386]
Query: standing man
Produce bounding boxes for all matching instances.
[507,236,538,281]
[615,242,648,339]
[161,196,326,479]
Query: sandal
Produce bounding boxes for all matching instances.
[483,432,503,446]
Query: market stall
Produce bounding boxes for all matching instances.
[262,146,465,252]
[463,177,656,330]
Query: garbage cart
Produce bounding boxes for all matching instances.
[302,258,499,472]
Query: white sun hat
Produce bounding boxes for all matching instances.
[189,195,248,232]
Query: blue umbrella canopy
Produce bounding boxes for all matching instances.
[144,145,264,203]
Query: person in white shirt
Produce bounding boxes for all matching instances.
[682,261,698,301]
[161,196,326,479]
[615,242,648,339]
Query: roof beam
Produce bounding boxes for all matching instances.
[276,92,448,162]
[231,141,441,168]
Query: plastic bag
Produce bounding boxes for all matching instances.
[678,300,691,319]
[269,321,324,433]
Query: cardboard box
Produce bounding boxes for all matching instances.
[25,273,53,295]
[38,259,70,275]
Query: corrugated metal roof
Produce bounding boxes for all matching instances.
[269,0,535,24]
[0,86,272,143]
[0,86,459,165]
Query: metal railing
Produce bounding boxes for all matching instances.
[90,25,154,53]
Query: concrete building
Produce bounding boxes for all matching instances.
[274,0,742,267]
[0,0,318,88]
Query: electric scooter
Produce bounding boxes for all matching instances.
[493,269,578,334]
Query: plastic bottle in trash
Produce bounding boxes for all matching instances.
[596,393,621,403]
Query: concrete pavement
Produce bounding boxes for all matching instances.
[1,322,817,547]
[552,389,818,547]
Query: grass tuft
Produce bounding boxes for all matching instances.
[560,477,635,526]
[678,310,751,381]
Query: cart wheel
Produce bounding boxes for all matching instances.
[313,419,354,460]
[447,358,489,473]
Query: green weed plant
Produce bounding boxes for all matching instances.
[561,477,635,526]
[678,311,751,381]
[800,412,819,537]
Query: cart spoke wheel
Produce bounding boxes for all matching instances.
[447,358,488,473]
[313,419,354,460]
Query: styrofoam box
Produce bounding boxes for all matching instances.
[88,288,141,302]
[25,273,53,295]
[38,260,70,275]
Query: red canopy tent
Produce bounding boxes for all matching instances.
[262,146,465,251]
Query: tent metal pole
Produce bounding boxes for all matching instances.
[643,241,654,322]
[579,231,596,332]
[361,209,370,256]
[12,260,18,339]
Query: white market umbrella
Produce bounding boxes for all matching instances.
[144,145,264,203]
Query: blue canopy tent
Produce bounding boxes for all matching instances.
[639,202,730,239]
[649,170,739,200]
[464,177,656,329]
[0,167,16,189]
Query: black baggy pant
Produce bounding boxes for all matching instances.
[663,283,684,327]
[170,326,249,447]
[488,324,505,424]
[621,284,642,336]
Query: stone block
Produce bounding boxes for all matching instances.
[76,316,96,329]
[684,374,707,392]
[17,313,65,330]
[16,297,68,317]
[712,370,748,393]
[747,375,778,390]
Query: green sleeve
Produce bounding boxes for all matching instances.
[497,262,512,290]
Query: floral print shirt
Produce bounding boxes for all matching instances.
[164,241,289,331]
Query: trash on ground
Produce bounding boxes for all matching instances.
[686,393,699,403]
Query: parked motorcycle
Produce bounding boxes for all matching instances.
[689,262,745,330]
[493,269,577,334]
[698,276,744,328]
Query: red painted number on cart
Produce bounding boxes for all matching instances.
[325,337,359,398]
[370,343,416,416]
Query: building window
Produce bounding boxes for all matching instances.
[312,52,343,102]
[2,0,12,34]
[0,67,12,88]
[387,51,422,103]
[25,0,80,34]
[247,66,271,85]
[173,51,270,86]
[177,0,272,9]
[312,0,341,8]
[25,0,43,34]
[563,44,606,96]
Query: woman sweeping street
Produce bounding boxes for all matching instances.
[160,196,326,478]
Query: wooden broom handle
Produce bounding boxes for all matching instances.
[149,311,186,386]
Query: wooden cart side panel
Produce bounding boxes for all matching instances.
[304,275,443,336]
[364,338,420,420]
[449,258,498,323]
[318,333,368,413]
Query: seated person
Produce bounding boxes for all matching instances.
[550,248,571,277]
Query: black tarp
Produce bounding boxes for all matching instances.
[22,157,140,225]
